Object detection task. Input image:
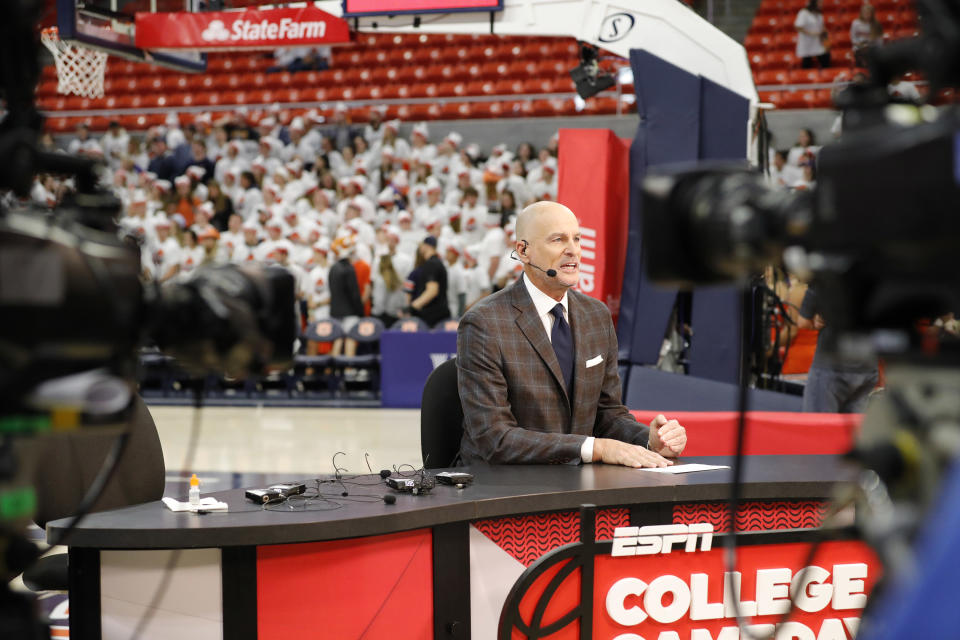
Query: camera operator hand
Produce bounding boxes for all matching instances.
[593,438,673,468]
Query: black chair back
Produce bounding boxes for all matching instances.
[348,316,385,343]
[303,318,345,344]
[32,394,166,528]
[420,357,463,469]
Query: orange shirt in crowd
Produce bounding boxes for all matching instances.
[176,196,199,227]
[353,258,371,316]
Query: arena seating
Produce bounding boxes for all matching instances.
[743,0,939,107]
[38,30,634,133]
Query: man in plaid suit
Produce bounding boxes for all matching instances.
[457,202,687,466]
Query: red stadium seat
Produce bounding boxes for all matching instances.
[549,40,579,58]
[773,32,795,50]
[532,98,570,117]
[749,51,770,69]
[494,79,525,95]
[405,83,431,98]
[522,78,555,94]
[771,51,798,69]
[481,102,505,118]
[832,29,852,48]
[787,69,819,84]
[584,96,617,115]
[813,89,834,108]
[480,62,507,79]
[778,90,805,108]
[536,59,568,77]
[431,82,455,98]
[758,90,782,107]
[264,72,290,89]
[775,15,796,31]
[554,75,575,92]
[876,10,899,29]
[744,33,774,50]
[507,60,538,78]
[190,75,215,92]
[755,70,783,86]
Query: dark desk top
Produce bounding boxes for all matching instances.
[48,456,855,549]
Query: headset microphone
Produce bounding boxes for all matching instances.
[510,249,557,278]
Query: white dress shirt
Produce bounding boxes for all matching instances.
[521,275,595,463]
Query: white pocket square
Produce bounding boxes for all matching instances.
[586,355,604,368]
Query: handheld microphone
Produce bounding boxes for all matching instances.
[510,250,557,277]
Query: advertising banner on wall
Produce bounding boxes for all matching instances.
[135,6,351,51]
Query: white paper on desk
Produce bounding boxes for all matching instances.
[637,463,731,474]
[162,496,229,512]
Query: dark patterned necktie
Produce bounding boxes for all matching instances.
[550,303,574,394]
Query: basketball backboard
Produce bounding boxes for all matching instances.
[56,0,206,72]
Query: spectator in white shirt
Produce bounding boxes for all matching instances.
[850,4,883,66]
[795,0,830,69]
[67,123,103,157]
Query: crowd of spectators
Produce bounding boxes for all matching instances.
[21,108,563,345]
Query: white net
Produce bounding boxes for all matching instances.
[41,27,109,99]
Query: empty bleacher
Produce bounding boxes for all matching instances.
[38,32,635,132]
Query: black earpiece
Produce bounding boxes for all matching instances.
[383,494,396,505]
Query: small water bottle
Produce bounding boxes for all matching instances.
[189,473,200,507]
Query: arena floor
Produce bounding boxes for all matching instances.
[151,404,424,477]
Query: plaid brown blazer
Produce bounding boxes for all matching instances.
[457,276,649,464]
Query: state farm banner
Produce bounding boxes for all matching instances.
[134,6,351,51]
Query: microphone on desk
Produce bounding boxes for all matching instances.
[510,245,556,278]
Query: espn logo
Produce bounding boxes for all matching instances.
[611,523,714,557]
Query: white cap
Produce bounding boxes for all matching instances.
[391,171,408,190]
[425,176,442,193]
[174,175,190,186]
[444,131,462,148]
[377,187,395,204]
[384,119,400,133]
[412,122,429,139]
[290,117,305,131]
[186,165,206,179]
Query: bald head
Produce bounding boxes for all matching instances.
[516,201,576,242]
[516,201,581,300]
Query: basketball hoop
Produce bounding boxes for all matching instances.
[41,27,109,99]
